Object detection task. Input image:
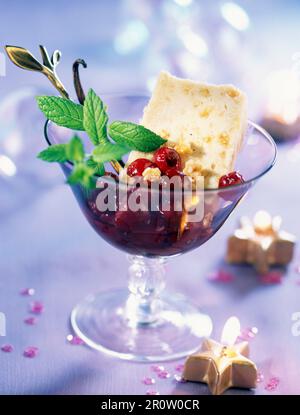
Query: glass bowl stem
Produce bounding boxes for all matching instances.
[126,255,166,325]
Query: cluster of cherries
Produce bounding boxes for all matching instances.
[127,147,183,179]
[84,147,245,256]
[126,146,244,188]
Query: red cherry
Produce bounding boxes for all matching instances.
[153,147,182,173]
[164,168,184,178]
[127,158,157,177]
[219,171,245,188]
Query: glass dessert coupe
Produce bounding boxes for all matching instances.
[44,95,276,362]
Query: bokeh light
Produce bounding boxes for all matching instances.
[221,2,250,31]
[114,20,149,55]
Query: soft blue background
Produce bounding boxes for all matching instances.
[0,0,300,395]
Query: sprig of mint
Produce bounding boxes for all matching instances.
[86,157,105,177]
[67,163,94,189]
[38,144,69,163]
[37,90,167,188]
[38,135,128,189]
[66,134,84,161]
[38,135,84,163]
[92,142,130,163]
[108,121,167,152]
[36,96,84,130]
[83,89,108,145]
[38,135,95,189]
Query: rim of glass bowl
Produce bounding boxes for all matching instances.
[43,98,277,193]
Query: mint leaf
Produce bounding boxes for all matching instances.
[108,121,167,152]
[38,135,85,164]
[38,144,68,162]
[86,157,105,176]
[67,163,95,189]
[36,96,84,130]
[92,142,129,163]
[83,89,108,145]
[67,135,84,162]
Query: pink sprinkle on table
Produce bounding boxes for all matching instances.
[175,363,184,372]
[23,346,39,358]
[66,334,85,345]
[260,272,282,284]
[157,370,171,379]
[238,326,258,341]
[24,317,37,325]
[208,270,234,283]
[1,344,13,353]
[146,390,160,395]
[142,377,156,385]
[151,365,165,373]
[265,376,280,391]
[30,301,44,314]
[20,288,35,296]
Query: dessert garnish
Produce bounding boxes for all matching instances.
[127,158,157,177]
[153,147,182,173]
[5,45,69,98]
[5,45,246,192]
[219,171,244,188]
[5,45,167,188]
[36,91,170,189]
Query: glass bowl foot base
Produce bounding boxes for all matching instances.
[71,289,213,362]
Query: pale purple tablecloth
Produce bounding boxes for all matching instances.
[0,0,300,395]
